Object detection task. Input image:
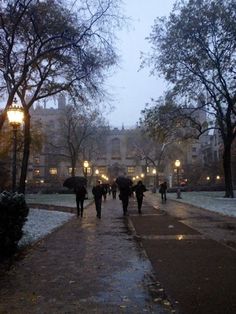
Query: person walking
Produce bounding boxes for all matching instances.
[119,185,131,216]
[92,180,104,219]
[116,176,133,216]
[159,181,167,203]
[102,183,108,201]
[74,184,87,217]
[111,181,118,199]
[133,180,147,214]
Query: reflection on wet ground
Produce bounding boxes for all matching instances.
[75,199,173,313]
[0,197,173,313]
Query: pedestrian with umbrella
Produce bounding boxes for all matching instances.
[63,176,87,217]
[116,176,132,216]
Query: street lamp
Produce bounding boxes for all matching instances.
[152,168,157,193]
[175,160,181,185]
[7,98,24,192]
[94,169,99,185]
[83,160,89,178]
[175,159,181,199]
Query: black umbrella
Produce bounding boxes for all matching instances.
[63,176,87,189]
[116,176,132,188]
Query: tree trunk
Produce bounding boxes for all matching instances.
[0,111,7,130]
[223,142,234,198]
[71,164,75,177]
[18,111,31,194]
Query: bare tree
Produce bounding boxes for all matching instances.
[0,0,123,192]
[47,101,108,179]
[143,0,236,197]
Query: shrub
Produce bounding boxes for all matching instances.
[0,191,29,258]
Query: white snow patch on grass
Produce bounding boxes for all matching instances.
[19,208,74,248]
[168,191,236,218]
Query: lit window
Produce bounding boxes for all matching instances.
[49,168,57,175]
[146,167,150,173]
[98,167,106,174]
[87,167,91,174]
[127,167,135,174]
[68,167,76,175]
[34,169,40,176]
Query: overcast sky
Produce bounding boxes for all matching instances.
[106,0,176,128]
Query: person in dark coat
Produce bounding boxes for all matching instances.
[111,181,118,199]
[102,183,108,201]
[133,180,147,214]
[119,186,132,216]
[74,184,87,217]
[159,181,167,203]
[92,180,104,219]
[116,176,133,216]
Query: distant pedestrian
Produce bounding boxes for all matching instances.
[133,180,147,214]
[159,182,167,203]
[111,181,118,199]
[92,180,104,219]
[74,184,87,217]
[108,184,111,196]
[102,183,108,201]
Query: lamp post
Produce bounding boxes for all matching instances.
[175,159,181,199]
[94,169,99,185]
[152,168,157,193]
[7,98,24,192]
[83,160,89,178]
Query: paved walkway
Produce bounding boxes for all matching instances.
[130,192,236,314]
[0,198,173,314]
[0,194,236,314]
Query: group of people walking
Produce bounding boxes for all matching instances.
[74,177,168,219]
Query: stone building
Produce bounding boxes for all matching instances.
[26,96,230,190]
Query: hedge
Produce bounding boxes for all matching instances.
[0,191,29,258]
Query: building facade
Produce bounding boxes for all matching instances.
[25,96,232,190]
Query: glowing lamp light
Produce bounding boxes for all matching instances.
[7,98,24,127]
[175,159,181,168]
[83,160,89,168]
[7,98,24,192]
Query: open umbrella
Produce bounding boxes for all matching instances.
[63,176,87,189]
[116,176,132,188]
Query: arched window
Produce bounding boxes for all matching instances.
[111,138,120,158]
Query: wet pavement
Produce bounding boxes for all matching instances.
[0,198,173,314]
[0,193,236,313]
[129,193,236,314]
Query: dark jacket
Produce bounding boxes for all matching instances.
[75,185,87,198]
[133,182,147,198]
[92,185,104,199]
[159,182,167,193]
[111,182,117,192]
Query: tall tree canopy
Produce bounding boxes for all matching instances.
[0,0,123,192]
[144,0,236,197]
